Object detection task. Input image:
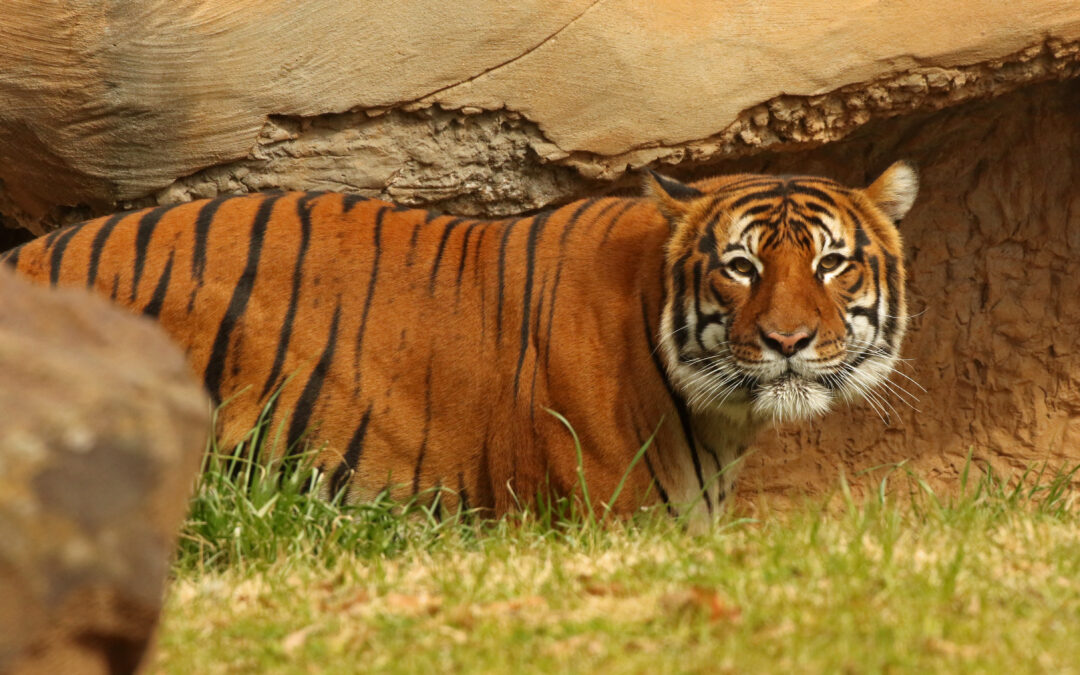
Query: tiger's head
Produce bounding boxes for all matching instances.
[650,163,917,424]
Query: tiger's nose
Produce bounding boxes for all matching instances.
[760,329,815,357]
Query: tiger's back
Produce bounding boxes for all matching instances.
[5,192,683,515]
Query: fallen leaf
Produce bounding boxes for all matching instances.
[383,593,443,616]
[661,587,742,623]
[282,625,317,655]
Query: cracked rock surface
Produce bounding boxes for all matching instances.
[1,1,1079,230]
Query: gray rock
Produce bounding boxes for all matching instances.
[0,268,209,674]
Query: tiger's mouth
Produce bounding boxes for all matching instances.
[674,348,837,417]
[749,371,834,421]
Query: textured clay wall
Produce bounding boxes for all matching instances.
[711,79,1080,504]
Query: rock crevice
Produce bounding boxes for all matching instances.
[49,39,1080,228]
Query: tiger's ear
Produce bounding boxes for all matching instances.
[865,161,918,225]
[643,169,703,221]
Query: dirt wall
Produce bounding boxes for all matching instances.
[716,79,1080,504]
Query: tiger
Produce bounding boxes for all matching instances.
[1,163,916,524]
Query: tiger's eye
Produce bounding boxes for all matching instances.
[818,253,845,273]
[729,257,755,276]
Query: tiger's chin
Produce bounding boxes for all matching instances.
[750,373,834,423]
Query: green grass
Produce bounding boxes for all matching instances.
[155,429,1080,673]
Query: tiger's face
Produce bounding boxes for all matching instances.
[652,163,917,423]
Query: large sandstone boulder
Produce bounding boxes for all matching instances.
[0,2,1077,502]
[0,1,1078,230]
[0,270,209,674]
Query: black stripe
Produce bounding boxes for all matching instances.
[783,216,815,251]
[2,244,23,269]
[642,448,676,516]
[353,207,387,383]
[185,287,197,315]
[259,195,315,400]
[701,198,767,236]
[246,392,282,479]
[475,225,488,341]
[495,218,522,342]
[47,225,83,286]
[472,224,486,276]
[599,202,637,243]
[328,403,373,499]
[473,436,491,507]
[882,251,901,342]
[868,255,882,342]
[625,415,667,511]
[512,212,550,396]
[848,347,876,370]
[716,177,784,193]
[691,259,706,345]
[455,220,485,289]
[341,193,369,212]
[791,177,849,192]
[457,472,471,515]
[428,218,466,294]
[528,275,548,427]
[690,262,728,345]
[203,195,280,401]
[561,198,602,246]
[731,187,783,209]
[696,224,722,270]
[404,223,421,267]
[845,272,865,295]
[670,252,692,352]
[789,176,845,187]
[849,306,878,325]
[542,271,566,369]
[42,227,65,248]
[743,215,777,231]
[191,197,228,286]
[707,279,735,310]
[541,200,607,372]
[411,363,435,496]
[788,184,838,207]
[845,207,871,259]
[741,203,775,216]
[286,302,342,451]
[86,213,127,288]
[799,213,828,230]
[640,294,712,516]
[130,206,170,301]
[141,250,174,318]
[701,442,724,485]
